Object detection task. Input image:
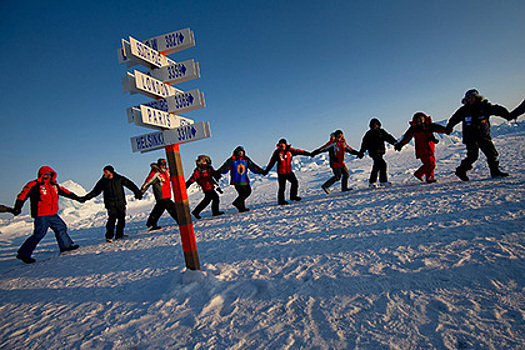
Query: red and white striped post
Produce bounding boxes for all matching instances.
[165,143,200,270]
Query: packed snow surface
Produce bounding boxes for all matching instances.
[0,124,523,349]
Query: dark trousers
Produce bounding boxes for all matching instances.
[370,155,388,183]
[193,189,220,215]
[107,206,126,239]
[459,139,500,173]
[323,166,350,191]
[18,214,74,257]
[278,173,299,203]
[233,184,252,211]
[146,198,180,227]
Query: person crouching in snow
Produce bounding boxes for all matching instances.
[12,166,83,263]
[395,112,446,183]
[311,130,359,194]
[263,138,311,205]
[140,159,180,230]
[216,146,265,213]
[358,118,398,188]
[186,155,224,219]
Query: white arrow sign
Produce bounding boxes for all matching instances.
[148,59,200,85]
[143,28,195,55]
[127,105,194,130]
[131,121,211,153]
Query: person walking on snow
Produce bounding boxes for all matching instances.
[11,166,83,263]
[263,138,311,205]
[444,89,515,181]
[82,165,142,242]
[311,130,359,194]
[186,155,224,219]
[216,146,265,213]
[395,112,446,183]
[358,118,398,188]
[140,159,180,230]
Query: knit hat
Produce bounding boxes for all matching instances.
[369,118,381,128]
[103,165,114,173]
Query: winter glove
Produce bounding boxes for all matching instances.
[216,187,223,194]
[12,200,23,216]
[310,150,319,157]
[213,173,222,181]
[358,151,365,159]
[135,193,143,200]
[0,204,13,214]
[350,149,360,156]
[444,125,453,135]
[394,143,403,151]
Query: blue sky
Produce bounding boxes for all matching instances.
[1,0,524,209]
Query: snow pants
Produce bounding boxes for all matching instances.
[458,139,500,174]
[18,214,74,258]
[415,154,436,181]
[146,198,180,227]
[323,166,350,191]
[370,155,388,183]
[106,205,126,239]
[278,172,299,203]
[233,184,252,211]
[193,189,220,216]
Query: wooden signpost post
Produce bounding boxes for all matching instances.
[119,29,207,270]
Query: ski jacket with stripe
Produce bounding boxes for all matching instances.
[398,121,446,159]
[15,166,79,218]
[359,128,397,158]
[446,99,512,144]
[217,155,264,186]
[84,173,141,209]
[265,145,310,175]
[141,164,172,200]
[315,138,359,168]
[186,165,218,192]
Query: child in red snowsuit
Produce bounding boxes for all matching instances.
[395,112,446,183]
[186,155,224,219]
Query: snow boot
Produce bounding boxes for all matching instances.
[191,210,201,220]
[455,167,469,181]
[279,200,289,205]
[16,254,36,264]
[490,168,509,178]
[290,196,302,201]
[60,244,80,253]
[212,211,225,217]
[321,185,330,194]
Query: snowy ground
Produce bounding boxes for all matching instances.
[0,123,523,349]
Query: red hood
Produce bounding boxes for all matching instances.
[37,166,57,183]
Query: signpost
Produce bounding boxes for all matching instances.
[119,28,207,271]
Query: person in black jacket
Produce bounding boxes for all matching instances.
[445,89,515,181]
[358,118,398,187]
[82,165,142,242]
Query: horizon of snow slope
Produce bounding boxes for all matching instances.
[0,122,523,349]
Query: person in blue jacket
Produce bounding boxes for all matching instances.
[216,146,265,212]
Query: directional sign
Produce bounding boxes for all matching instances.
[123,70,181,99]
[163,121,211,145]
[127,105,194,130]
[131,131,166,153]
[143,28,195,55]
[129,36,177,68]
[131,121,211,153]
[148,59,200,85]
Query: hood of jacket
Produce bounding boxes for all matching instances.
[37,166,57,183]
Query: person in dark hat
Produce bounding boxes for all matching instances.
[445,89,515,181]
[216,146,265,212]
[82,165,142,242]
[263,138,311,205]
[358,118,398,188]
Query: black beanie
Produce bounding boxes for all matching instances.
[103,165,114,173]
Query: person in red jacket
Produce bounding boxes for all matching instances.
[141,158,180,230]
[395,112,447,183]
[186,155,224,219]
[11,166,83,263]
[263,139,311,205]
[311,130,359,194]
